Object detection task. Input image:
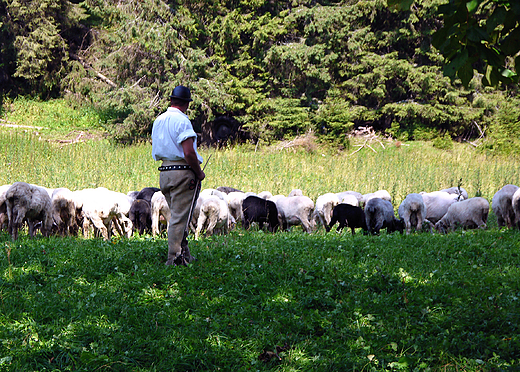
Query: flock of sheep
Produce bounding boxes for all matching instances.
[1,181,519,241]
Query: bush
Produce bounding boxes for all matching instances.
[433,132,453,150]
[481,99,520,155]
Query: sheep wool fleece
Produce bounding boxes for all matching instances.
[159,161,198,265]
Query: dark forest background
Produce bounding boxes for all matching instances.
[1,0,519,153]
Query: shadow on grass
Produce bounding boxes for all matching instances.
[0,228,519,371]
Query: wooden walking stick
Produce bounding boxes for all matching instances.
[184,153,212,233]
[178,153,213,265]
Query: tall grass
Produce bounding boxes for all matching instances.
[1,97,103,132]
[1,130,519,207]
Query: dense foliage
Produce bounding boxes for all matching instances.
[388,0,520,87]
[1,0,519,151]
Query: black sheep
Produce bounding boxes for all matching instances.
[136,187,160,204]
[129,199,152,235]
[241,195,280,232]
[326,204,367,234]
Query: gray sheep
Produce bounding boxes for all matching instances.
[398,193,426,234]
[365,198,404,235]
[51,187,79,236]
[6,182,53,240]
[420,191,460,224]
[276,195,315,233]
[435,197,489,233]
[492,184,519,228]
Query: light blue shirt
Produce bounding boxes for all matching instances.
[151,107,203,163]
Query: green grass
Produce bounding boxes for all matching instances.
[1,97,104,134]
[1,229,519,371]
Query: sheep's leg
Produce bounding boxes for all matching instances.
[337,218,347,232]
[195,213,207,240]
[27,220,36,237]
[0,214,6,230]
[299,216,312,233]
[82,217,91,238]
[121,215,133,237]
[11,223,20,241]
[324,206,333,225]
[89,214,109,240]
[11,212,25,240]
[151,208,160,236]
[206,217,217,236]
[110,216,123,237]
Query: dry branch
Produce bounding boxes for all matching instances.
[70,53,118,88]
[348,126,388,155]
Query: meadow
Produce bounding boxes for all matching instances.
[1,100,520,371]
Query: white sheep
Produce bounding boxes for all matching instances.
[268,194,286,204]
[435,197,489,233]
[440,186,468,200]
[258,190,273,200]
[226,191,247,224]
[198,188,226,200]
[398,193,426,234]
[224,191,257,226]
[339,194,359,207]
[336,191,363,206]
[74,187,133,239]
[363,190,392,206]
[365,198,404,235]
[151,191,170,236]
[288,189,304,197]
[6,182,53,240]
[492,184,519,228]
[276,195,315,233]
[420,191,460,224]
[195,195,233,239]
[512,188,520,229]
[51,187,78,236]
[314,193,340,227]
[0,184,12,230]
[190,189,228,232]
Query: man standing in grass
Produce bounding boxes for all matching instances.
[151,85,205,266]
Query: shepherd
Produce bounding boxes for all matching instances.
[151,85,205,266]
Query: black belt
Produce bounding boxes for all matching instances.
[158,165,192,171]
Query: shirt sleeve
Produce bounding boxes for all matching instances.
[176,121,197,145]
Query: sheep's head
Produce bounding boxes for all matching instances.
[395,218,405,234]
[435,220,448,234]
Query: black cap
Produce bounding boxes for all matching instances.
[169,85,193,102]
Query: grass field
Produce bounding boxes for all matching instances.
[1,228,519,371]
[1,99,520,371]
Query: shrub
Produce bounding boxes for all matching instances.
[433,132,453,150]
